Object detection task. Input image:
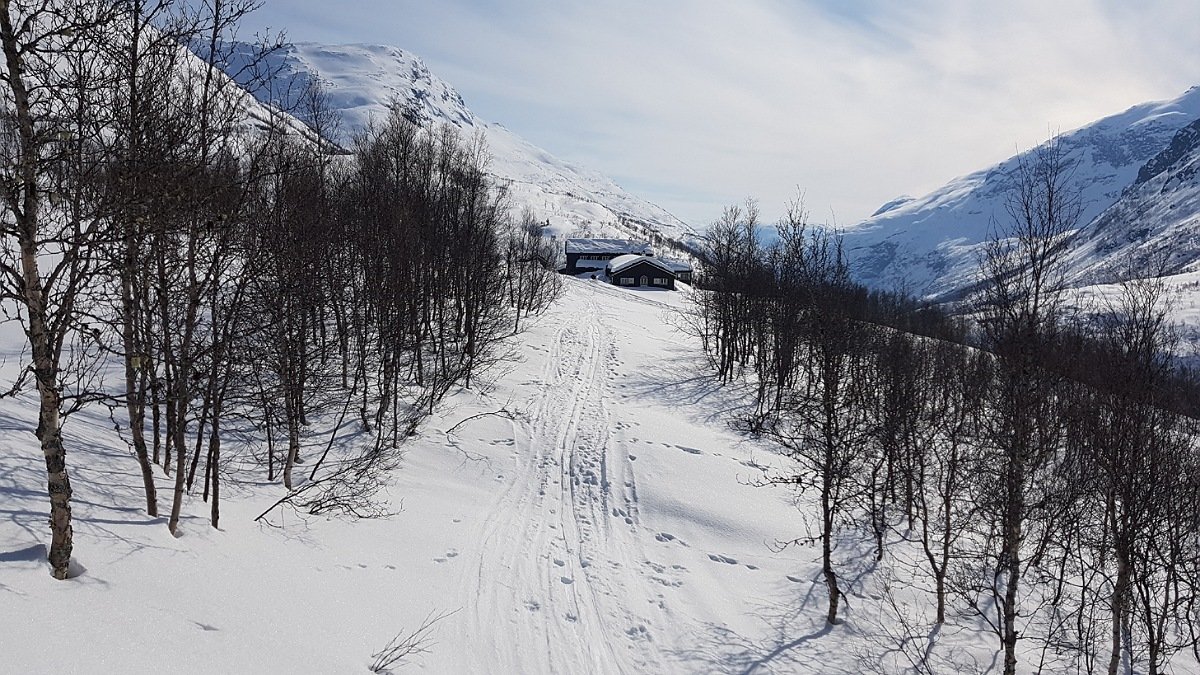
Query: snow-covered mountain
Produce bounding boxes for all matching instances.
[1064,117,1200,284]
[842,86,1200,299]
[226,42,698,249]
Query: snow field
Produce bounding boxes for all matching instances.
[2,276,1143,674]
[0,279,785,673]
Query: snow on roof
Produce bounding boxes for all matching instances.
[565,238,652,255]
[607,254,675,276]
[659,258,693,273]
[573,258,609,270]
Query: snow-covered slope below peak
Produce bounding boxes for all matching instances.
[1064,116,1200,285]
[91,29,320,147]
[842,86,1200,299]
[227,42,698,250]
[1135,113,1200,186]
[248,42,473,134]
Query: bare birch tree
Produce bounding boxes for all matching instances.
[973,135,1080,674]
[0,0,117,579]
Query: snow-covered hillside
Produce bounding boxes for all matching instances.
[842,86,1200,299]
[227,42,698,249]
[2,278,1054,674]
[1064,117,1200,285]
[8,272,1200,673]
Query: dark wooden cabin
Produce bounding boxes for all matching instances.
[662,260,693,284]
[606,254,679,290]
[564,239,653,275]
[564,238,693,286]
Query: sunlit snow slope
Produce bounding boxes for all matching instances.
[8,276,1200,673]
[228,42,698,248]
[1064,116,1200,284]
[3,280,1025,674]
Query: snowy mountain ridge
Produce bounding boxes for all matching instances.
[1135,114,1200,186]
[1064,116,1200,285]
[842,85,1200,299]
[226,42,699,250]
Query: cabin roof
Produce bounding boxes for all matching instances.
[565,238,652,255]
[608,254,676,276]
[659,258,693,273]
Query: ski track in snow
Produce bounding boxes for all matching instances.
[461,284,668,674]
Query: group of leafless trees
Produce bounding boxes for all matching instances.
[0,0,558,580]
[688,142,1200,674]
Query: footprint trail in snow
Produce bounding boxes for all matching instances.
[460,285,671,674]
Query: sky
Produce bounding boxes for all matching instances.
[242,0,1200,228]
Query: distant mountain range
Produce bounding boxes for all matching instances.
[841,86,1200,299]
[214,41,1200,303]
[221,42,698,251]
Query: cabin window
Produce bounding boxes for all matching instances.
[653,277,668,286]
[620,277,635,286]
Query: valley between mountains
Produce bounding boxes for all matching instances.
[3,6,1200,673]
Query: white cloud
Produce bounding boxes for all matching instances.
[249,0,1200,227]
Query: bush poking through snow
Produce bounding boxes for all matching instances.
[368,609,459,673]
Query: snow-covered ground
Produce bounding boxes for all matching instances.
[0,278,1117,674]
[1065,270,1200,365]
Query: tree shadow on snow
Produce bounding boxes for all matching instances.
[0,542,45,563]
[1,418,177,568]
[670,591,861,675]
[621,340,762,427]
[0,459,53,546]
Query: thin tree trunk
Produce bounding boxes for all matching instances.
[823,489,840,625]
[36,388,73,580]
[186,379,213,492]
[162,391,176,477]
[21,242,74,579]
[122,266,157,515]
[936,492,954,625]
[207,407,221,528]
[150,369,163,466]
[283,414,300,490]
[167,381,188,536]
[1108,564,1128,675]
[1108,531,1130,675]
[283,385,301,489]
[265,402,275,482]
[1002,463,1024,675]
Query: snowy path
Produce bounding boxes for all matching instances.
[0,277,860,674]
[462,288,669,674]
